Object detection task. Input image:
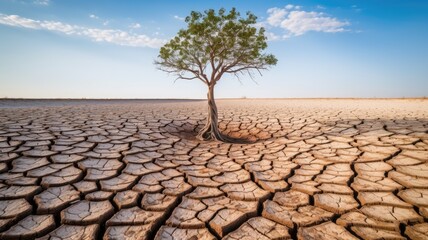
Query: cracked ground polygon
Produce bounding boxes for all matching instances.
[0,99,427,239]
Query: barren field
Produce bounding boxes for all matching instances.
[0,99,427,240]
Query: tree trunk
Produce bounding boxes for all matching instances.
[197,84,229,142]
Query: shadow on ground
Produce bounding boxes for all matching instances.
[162,118,428,144]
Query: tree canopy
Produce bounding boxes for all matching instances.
[155,8,277,142]
[156,8,278,86]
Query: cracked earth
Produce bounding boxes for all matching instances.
[0,99,427,240]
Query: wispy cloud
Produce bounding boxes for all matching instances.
[129,23,141,29]
[89,14,109,26]
[265,31,280,41]
[33,0,49,6]
[0,13,166,48]
[264,4,349,39]
[351,5,362,13]
[89,14,99,20]
[173,15,185,21]
[281,10,349,36]
[266,7,287,27]
[285,4,300,10]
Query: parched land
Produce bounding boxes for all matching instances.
[0,99,427,240]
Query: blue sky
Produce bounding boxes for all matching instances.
[0,0,427,98]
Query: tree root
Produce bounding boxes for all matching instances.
[196,124,234,143]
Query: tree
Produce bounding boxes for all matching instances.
[155,8,277,142]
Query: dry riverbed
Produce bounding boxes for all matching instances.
[0,99,427,239]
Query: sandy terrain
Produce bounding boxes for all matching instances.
[0,99,427,239]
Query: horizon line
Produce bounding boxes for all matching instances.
[1,97,427,100]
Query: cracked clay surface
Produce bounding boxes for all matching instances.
[0,99,427,239]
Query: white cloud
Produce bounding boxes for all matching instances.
[281,11,349,36]
[33,0,49,6]
[265,31,280,41]
[266,8,287,27]
[285,4,295,10]
[0,13,166,48]
[0,14,40,29]
[89,14,109,25]
[129,23,141,29]
[173,15,185,21]
[89,14,99,19]
[40,21,76,34]
[265,6,349,38]
[253,21,265,29]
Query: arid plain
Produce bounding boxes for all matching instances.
[0,99,427,240]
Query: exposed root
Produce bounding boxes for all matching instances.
[197,85,255,144]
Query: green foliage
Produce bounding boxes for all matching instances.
[156,8,277,85]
